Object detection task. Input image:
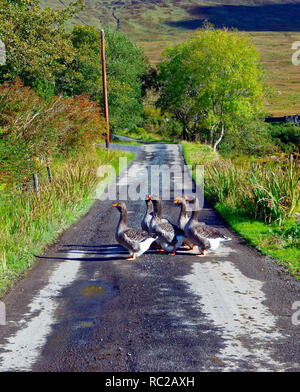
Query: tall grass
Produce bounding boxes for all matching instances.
[183,143,300,277]
[0,147,134,297]
[204,156,299,226]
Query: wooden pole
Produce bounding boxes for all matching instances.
[47,166,52,184]
[101,29,110,149]
[33,173,39,192]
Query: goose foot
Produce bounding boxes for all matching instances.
[158,250,168,254]
[182,244,191,249]
[196,250,207,257]
[170,245,177,256]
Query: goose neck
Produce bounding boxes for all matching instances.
[117,208,128,233]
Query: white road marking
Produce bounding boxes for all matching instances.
[0,252,83,371]
[181,260,297,371]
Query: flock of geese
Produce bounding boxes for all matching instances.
[113,195,231,260]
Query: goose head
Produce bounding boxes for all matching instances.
[147,195,161,211]
[186,196,199,207]
[113,201,127,213]
[173,195,189,206]
[147,195,162,217]
[145,198,154,213]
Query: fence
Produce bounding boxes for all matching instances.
[16,166,53,193]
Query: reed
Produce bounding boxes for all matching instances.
[205,157,300,226]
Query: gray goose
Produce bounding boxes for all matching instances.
[141,198,154,232]
[148,195,185,255]
[173,195,204,250]
[184,196,231,257]
[113,202,157,260]
[142,198,170,234]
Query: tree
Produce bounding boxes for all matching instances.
[63,25,147,130]
[157,26,266,150]
[0,1,147,130]
[0,0,83,84]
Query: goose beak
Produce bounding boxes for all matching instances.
[113,203,118,207]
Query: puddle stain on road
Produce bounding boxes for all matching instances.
[79,285,106,298]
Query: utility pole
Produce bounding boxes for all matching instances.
[101,29,110,149]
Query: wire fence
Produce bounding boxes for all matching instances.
[0,166,53,203]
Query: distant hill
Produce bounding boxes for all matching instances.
[41,1,300,34]
[41,1,300,116]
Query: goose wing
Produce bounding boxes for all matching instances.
[194,224,227,239]
[189,228,211,250]
[155,222,176,244]
[120,229,154,252]
[155,222,184,245]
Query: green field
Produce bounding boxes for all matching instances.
[41,0,300,116]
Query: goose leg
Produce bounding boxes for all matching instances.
[126,252,136,260]
[170,245,177,256]
[196,249,206,257]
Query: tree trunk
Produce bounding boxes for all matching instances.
[210,127,214,146]
[182,126,189,141]
[213,122,224,152]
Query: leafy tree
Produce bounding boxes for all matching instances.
[0,80,105,184]
[62,25,147,130]
[0,1,147,130]
[157,25,266,150]
[0,0,83,84]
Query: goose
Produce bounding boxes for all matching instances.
[173,195,200,250]
[148,195,172,235]
[141,198,154,232]
[113,202,157,260]
[173,195,192,231]
[142,198,171,234]
[185,196,232,257]
[148,195,185,255]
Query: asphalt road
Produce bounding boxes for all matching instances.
[0,143,299,372]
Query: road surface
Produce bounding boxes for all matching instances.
[0,143,299,372]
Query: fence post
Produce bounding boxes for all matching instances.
[47,166,52,184]
[33,173,39,192]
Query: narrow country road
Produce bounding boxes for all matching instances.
[0,143,299,372]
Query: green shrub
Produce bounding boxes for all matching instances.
[0,80,105,185]
[269,123,300,153]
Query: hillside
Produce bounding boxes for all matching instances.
[41,0,300,115]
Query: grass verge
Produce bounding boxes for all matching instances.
[0,146,135,298]
[182,142,300,279]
